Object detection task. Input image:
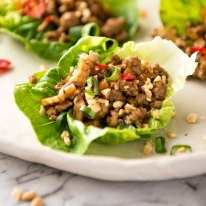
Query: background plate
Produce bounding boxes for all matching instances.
[0,0,206,181]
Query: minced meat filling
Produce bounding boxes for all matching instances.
[152,21,206,79]
[20,0,128,42]
[41,51,168,128]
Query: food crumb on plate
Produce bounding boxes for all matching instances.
[143,141,153,155]
[166,131,177,138]
[31,197,44,206]
[200,116,205,120]
[186,112,197,123]
[11,188,22,201]
[202,135,206,141]
[21,191,37,201]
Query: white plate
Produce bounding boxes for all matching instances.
[0,0,206,181]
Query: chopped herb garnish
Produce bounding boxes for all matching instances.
[103,65,120,82]
[155,136,167,153]
[85,76,99,97]
[80,105,96,120]
[170,145,192,155]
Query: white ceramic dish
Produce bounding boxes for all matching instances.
[0,0,206,181]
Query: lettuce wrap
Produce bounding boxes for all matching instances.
[0,0,139,61]
[14,36,197,155]
[160,0,206,35]
[154,0,206,79]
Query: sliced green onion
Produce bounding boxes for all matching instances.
[104,65,121,82]
[82,23,100,37]
[69,25,83,42]
[155,136,167,154]
[80,105,96,120]
[55,112,67,131]
[186,39,194,46]
[170,145,192,155]
[85,76,99,97]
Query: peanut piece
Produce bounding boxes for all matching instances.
[31,197,44,206]
[21,191,37,201]
[11,188,22,201]
[186,113,197,123]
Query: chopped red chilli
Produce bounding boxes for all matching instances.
[93,62,110,69]
[41,51,169,128]
[120,73,136,80]
[190,46,206,55]
[24,0,46,19]
[44,15,52,23]
[0,59,11,72]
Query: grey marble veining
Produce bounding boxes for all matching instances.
[1,153,206,206]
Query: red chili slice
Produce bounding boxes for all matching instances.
[44,15,52,23]
[120,74,136,80]
[0,59,11,72]
[93,62,110,69]
[24,0,46,19]
[190,46,206,55]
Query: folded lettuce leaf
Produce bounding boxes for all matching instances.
[0,0,139,61]
[14,36,197,154]
[160,0,206,35]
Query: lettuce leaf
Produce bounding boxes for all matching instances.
[14,36,197,154]
[160,0,206,35]
[0,0,139,61]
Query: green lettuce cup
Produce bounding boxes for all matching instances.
[0,0,139,61]
[160,0,206,35]
[14,36,197,154]
[154,0,206,79]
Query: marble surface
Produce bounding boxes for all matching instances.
[1,152,206,206]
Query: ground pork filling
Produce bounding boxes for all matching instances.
[152,21,206,79]
[20,0,128,42]
[41,51,168,128]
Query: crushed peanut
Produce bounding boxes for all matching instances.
[142,124,148,128]
[118,109,125,117]
[11,188,22,201]
[101,88,111,99]
[97,98,109,106]
[162,75,167,84]
[177,147,186,153]
[113,101,124,108]
[153,75,161,82]
[61,131,71,146]
[31,197,44,206]
[21,191,37,201]
[186,113,197,123]
[152,110,159,119]
[124,103,136,111]
[201,116,205,120]
[143,141,153,155]
[88,50,98,62]
[202,135,206,141]
[167,131,177,138]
